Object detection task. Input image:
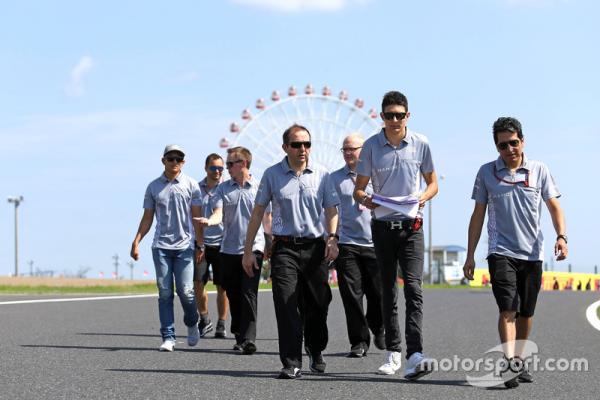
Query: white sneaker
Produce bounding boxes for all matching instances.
[404,352,433,380]
[159,339,176,352]
[377,351,402,375]
[187,325,200,347]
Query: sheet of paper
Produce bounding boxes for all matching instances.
[371,194,419,219]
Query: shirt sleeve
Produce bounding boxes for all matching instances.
[356,140,372,178]
[190,180,202,207]
[143,184,155,209]
[539,163,561,201]
[255,170,272,207]
[320,172,340,208]
[471,166,488,204]
[420,141,435,174]
[212,185,224,209]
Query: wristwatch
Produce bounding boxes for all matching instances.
[328,233,340,240]
[361,195,369,205]
[556,235,568,244]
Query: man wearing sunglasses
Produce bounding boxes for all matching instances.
[130,144,203,352]
[198,147,271,355]
[327,133,384,358]
[354,91,438,380]
[193,153,229,339]
[242,124,339,379]
[463,117,568,388]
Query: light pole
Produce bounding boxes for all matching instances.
[427,175,444,284]
[7,196,24,277]
[112,254,120,279]
[127,261,134,280]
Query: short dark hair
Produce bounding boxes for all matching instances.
[282,124,311,144]
[382,91,408,111]
[205,153,222,167]
[227,146,252,169]
[492,117,523,144]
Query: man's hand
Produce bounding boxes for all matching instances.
[197,217,210,227]
[242,251,259,278]
[324,237,339,262]
[418,195,428,208]
[463,258,476,280]
[555,239,568,261]
[130,243,139,261]
[195,248,205,264]
[362,196,379,210]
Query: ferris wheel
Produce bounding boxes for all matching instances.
[219,84,381,179]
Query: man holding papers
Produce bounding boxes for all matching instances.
[354,91,438,380]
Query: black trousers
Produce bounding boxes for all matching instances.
[270,239,332,369]
[371,220,424,358]
[219,252,263,344]
[336,244,384,349]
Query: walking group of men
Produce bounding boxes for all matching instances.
[130,90,568,388]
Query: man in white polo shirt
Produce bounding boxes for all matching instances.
[463,117,568,388]
[130,144,203,352]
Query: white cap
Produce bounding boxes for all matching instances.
[163,144,185,157]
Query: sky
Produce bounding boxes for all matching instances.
[1,0,599,279]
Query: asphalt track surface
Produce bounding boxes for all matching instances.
[2,289,599,400]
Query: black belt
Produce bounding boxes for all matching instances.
[372,219,414,230]
[273,235,321,245]
[205,245,220,250]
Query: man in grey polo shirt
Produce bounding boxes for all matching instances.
[199,146,270,355]
[242,124,339,379]
[463,117,568,388]
[130,144,202,352]
[354,91,438,379]
[194,153,229,339]
[327,133,384,358]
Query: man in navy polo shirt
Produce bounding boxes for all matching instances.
[242,124,339,379]
[327,133,384,358]
[354,91,438,380]
[463,117,568,388]
[130,144,202,352]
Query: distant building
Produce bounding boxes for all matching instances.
[428,245,467,284]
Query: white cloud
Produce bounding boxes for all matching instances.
[230,0,370,13]
[65,56,94,97]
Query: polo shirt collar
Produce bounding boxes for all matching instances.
[343,164,356,176]
[228,176,254,188]
[495,154,530,172]
[378,128,412,147]
[160,171,181,183]
[280,157,314,174]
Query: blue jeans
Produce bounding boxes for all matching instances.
[152,247,199,340]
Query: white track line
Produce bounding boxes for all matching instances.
[0,288,280,306]
[585,300,600,331]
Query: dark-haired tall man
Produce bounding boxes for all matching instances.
[463,117,568,388]
[194,154,229,338]
[243,124,339,379]
[354,91,438,380]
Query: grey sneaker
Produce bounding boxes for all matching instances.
[215,319,227,338]
[187,325,200,347]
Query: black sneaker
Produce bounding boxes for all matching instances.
[198,317,213,337]
[241,341,257,355]
[500,357,521,389]
[278,367,302,379]
[347,343,367,358]
[214,320,227,338]
[518,363,533,383]
[232,343,243,352]
[306,348,326,373]
[373,331,385,350]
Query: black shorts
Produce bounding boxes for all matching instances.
[194,245,223,286]
[488,253,543,317]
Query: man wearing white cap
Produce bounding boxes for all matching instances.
[130,144,203,352]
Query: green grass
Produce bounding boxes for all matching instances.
[0,281,484,295]
[597,306,600,321]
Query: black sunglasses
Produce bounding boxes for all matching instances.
[226,159,244,168]
[497,139,520,151]
[289,141,311,149]
[340,146,362,153]
[383,112,407,121]
[208,166,224,172]
[165,156,184,163]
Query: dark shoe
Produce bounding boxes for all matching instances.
[347,343,367,358]
[373,331,385,350]
[241,341,257,355]
[277,367,302,379]
[306,347,326,373]
[198,317,213,338]
[214,320,227,338]
[500,357,520,389]
[232,343,243,352]
[518,363,533,383]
